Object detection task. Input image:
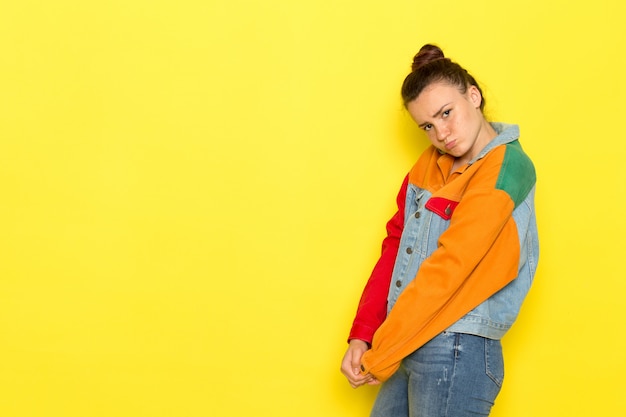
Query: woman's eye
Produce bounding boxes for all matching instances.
[443,109,451,117]
[424,124,433,131]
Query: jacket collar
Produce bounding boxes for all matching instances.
[470,123,520,165]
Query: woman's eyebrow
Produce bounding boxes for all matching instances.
[418,102,452,128]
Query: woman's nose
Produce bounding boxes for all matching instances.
[436,125,450,141]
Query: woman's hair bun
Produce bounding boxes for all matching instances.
[411,44,446,71]
[402,43,484,110]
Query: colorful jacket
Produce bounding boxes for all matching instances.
[349,123,539,381]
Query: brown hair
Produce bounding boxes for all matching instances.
[401,44,485,111]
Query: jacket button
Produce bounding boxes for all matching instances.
[395,280,402,287]
[406,247,413,254]
[415,211,421,218]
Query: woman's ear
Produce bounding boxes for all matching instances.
[467,85,483,109]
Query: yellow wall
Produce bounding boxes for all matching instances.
[1,0,624,416]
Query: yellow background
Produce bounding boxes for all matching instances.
[1,0,624,416]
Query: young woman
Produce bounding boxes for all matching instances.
[340,44,539,417]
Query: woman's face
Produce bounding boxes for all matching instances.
[406,81,492,166]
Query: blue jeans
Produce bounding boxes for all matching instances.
[370,332,504,417]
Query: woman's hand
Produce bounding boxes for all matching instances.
[340,339,380,388]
